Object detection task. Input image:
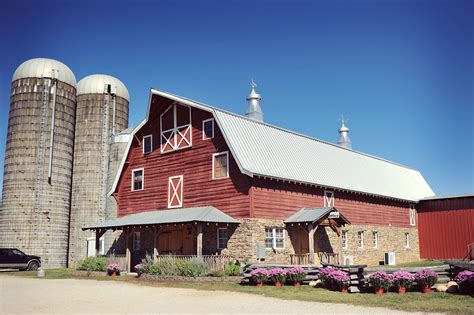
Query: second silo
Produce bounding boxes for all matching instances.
[69,74,129,265]
[0,58,77,268]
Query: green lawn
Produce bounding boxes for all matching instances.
[5,268,474,314]
[368,259,446,268]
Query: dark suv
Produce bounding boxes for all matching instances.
[0,248,41,271]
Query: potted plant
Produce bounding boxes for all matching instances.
[454,270,474,295]
[368,271,393,294]
[415,268,438,293]
[392,271,415,294]
[318,267,335,290]
[269,268,287,288]
[331,269,351,293]
[107,263,121,276]
[287,267,307,286]
[250,268,270,287]
[134,263,144,277]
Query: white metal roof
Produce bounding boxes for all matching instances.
[12,58,77,87]
[77,74,130,101]
[109,88,435,202]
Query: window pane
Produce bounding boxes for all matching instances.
[133,170,143,190]
[214,153,228,178]
[204,120,214,139]
[144,136,152,154]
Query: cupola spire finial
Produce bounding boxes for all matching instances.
[245,79,263,122]
[337,116,352,149]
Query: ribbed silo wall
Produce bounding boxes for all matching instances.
[0,78,76,267]
[68,94,129,266]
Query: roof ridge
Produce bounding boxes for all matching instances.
[161,89,419,172]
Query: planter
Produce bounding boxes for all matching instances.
[374,287,384,295]
[275,281,282,288]
[422,286,432,294]
[293,282,301,287]
[340,287,349,293]
[398,287,407,294]
[257,282,264,287]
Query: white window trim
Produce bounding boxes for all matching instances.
[324,190,335,207]
[358,231,364,249]
[143,134,153,155]
[202,118,214,140]
[212,151,229,179]
[87,237,105,256]
[168,175,184,208]
[159,103,192,154]
[265,227,285,250]
[217,227,228,250]
[342,230,348,249]
[409,205,416,226]
[131,168,144,191]
[405,233,410,248]
[373,231,378,249]
[133,232,141,251]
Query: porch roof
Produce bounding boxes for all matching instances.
[284,207,351,225]
[82,206,239,230]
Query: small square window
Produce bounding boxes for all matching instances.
[342,231,348,249]
[202,118,214,140]
[132,168,144,191]
[265,227,285,249]
[405,233,410,248]
[372,231,378,249]
[217,228,228,249]
[358,231,364,249]
[143,135,153,154]
[213,152,229,179]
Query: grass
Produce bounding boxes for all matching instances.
[368,260,446,268]
[4,268,474,314]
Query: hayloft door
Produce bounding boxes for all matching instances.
[168,175,183,208]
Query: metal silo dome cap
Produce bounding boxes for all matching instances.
[12,58,77,87]
[77,74,130,101]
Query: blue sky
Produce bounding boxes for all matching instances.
[0,0,472,197]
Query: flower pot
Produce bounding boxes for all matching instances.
[398,287,407,294]
[111,271,116,277]
[294,282,301,287]
[422,286,431,294]
[275,281,282,288]
[340,287,349,293]
[257,282,264,287]
[375,287,384,295]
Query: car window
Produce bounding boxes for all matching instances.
[0,249,10,256]
[11,249,24,256]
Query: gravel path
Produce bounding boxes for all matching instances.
[0,276,432,314]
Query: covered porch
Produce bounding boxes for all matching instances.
[285,207,351,265]
[82,206,239,272]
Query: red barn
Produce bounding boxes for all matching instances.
[84,87,435,269]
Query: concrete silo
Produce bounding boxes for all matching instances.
[0,58,77,268]
[69,74,129,265]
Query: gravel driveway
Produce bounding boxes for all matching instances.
[0,276,430,314]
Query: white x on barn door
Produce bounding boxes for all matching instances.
[168,175,183,208]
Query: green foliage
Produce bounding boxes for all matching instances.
[224,260,241,276]
[176,258,206,277]
[139,254,155,274]
[77,257,107,272]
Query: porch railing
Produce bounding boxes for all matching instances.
[98,254,128,271]
[156,255,234,272]
[289,252,340,265]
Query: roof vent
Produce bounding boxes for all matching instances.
[338,118,352,150]
[245,80,263,122]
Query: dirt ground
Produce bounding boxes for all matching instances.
[1,276,429,314]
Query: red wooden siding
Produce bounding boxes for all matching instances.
[418,196,474,259]
[115,95,251,218]
[251,178,414,227]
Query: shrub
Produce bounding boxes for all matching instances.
[176,258,206,277]
[368,271,393,291]
[330,269,351,289]
[135,264,144,275]
[152,258,178,276]
[454,270,474,294]
[224,261,241,276]
[139,254,155,274]
[77,257,107,272]
[250,268,270,283]
[287,267,307,284]
[269,268,287,284]
[393,271,415,289]
[415,268,438,288]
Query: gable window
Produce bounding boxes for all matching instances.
[265,227,285,249]
[212,151,229,179]
[342,230,348,249]
[133,232,141,250]
[168,175,183,208]
[358,231,364,249]
[217,228,228,249]
[405,233,410,248]
[324,191,334,207]
[132,168,144,191]
[143,135,153,154]
[372,231,378,248]
[160,103,192,153]
[202,118,214,140]
[409,205,416,226]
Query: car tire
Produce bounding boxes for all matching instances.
[27,261,39,271]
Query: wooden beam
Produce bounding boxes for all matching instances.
[308,223,318,264]
[196,223,203,257]
[95,229,100,257]
[125,228,132,273]
[153,226,160,263]
[336,226,343,265]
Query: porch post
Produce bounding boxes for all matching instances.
[336,226,343,265]
[196,223,203,257]
[153,226,159,263]
[95,229,100,257]
[125,228,131,273]
[308,223,317,264]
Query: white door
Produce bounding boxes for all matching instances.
[87,238,95,257]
